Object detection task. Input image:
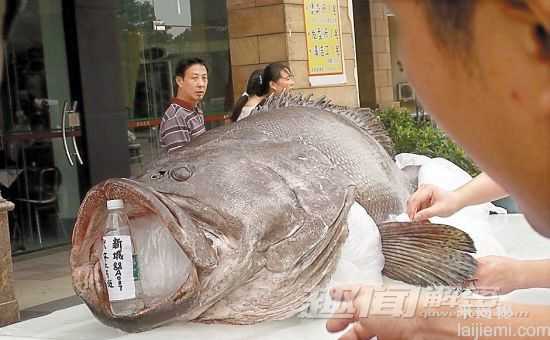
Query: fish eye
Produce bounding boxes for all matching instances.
[170,166,194,182]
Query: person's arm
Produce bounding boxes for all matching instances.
[418,303,550,340]
[326,285,550,339]
[520,260,550,289]
[467,256,550,295]
[407,172,509,221]
[453,172,508,208]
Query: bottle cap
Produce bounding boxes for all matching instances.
[107,199,124,210]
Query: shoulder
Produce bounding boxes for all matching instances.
[237,106,254,121]
[238,104,260,121]
[170,104,196,120]
[162,103,182,120]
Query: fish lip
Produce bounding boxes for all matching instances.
[100,178,217,269]
[101,178,181,230]
[71,178,205,330]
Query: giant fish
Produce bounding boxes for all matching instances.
[70,93,476,332]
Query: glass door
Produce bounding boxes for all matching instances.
[1,0,85,253]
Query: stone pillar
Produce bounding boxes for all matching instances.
[352,0,377,108]
[0,197,19,326]
[227,0,359,107]
[368,0,395,108]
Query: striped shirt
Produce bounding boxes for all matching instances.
[159,97,206,152]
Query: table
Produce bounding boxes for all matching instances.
[1,214,549,340]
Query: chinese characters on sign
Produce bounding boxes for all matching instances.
[102,235,136,301]
[304,0,344,76]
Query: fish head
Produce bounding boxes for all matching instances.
[71,146,355,330]
[70,171,223,332]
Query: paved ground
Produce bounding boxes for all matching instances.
[12,245,82,321]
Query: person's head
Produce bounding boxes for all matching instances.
[243,69,265,98]
[174,58,208,104]
[262,63,294,95]
[385,0,550,235]
[231,69,265,122]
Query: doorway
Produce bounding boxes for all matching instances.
[1,0,85,253]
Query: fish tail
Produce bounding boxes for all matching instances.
[379,222,477,287]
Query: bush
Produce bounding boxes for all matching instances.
[375,107,480,177]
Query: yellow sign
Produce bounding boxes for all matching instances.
[304,0,344,76]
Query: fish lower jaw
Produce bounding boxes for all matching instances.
[72,178,201,328]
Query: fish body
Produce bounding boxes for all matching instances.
[71,94,475,332]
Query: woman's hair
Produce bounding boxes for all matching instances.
[261,63,291,95]
[231,69,265,122]
[230,63,292,122]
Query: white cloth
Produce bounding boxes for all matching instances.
[331,203,384,286]
[2,216,544,340]
[393,153,506,258]
[395,153,507,215]
[236,106,256,121]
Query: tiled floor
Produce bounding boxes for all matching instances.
[12,245,83,321]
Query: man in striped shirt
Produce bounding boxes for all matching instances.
[160,58,208,153]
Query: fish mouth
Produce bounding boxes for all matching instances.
[71,178,217,332]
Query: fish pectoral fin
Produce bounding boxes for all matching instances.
[379,222,477,287]
[265,216,327,273]
[265,187,356,273]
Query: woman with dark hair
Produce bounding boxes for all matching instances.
[262,62,295,96]
[231,69,265,122]
[231,63,295,122]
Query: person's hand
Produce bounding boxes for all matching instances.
[471,256,525,295]
[326,286,422,340]
[406,184,462,221]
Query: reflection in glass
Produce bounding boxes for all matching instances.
[1,0,82,253]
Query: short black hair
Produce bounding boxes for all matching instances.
[175,58,208,79]
[425,0,476,50]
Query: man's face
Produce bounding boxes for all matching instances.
[385,0,550,234]
[176,64,208,104]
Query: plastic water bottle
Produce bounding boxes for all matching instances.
[101,199,144,316]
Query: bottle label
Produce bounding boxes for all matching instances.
[102,235,136,301]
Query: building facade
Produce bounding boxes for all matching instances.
[0,0,404,323]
